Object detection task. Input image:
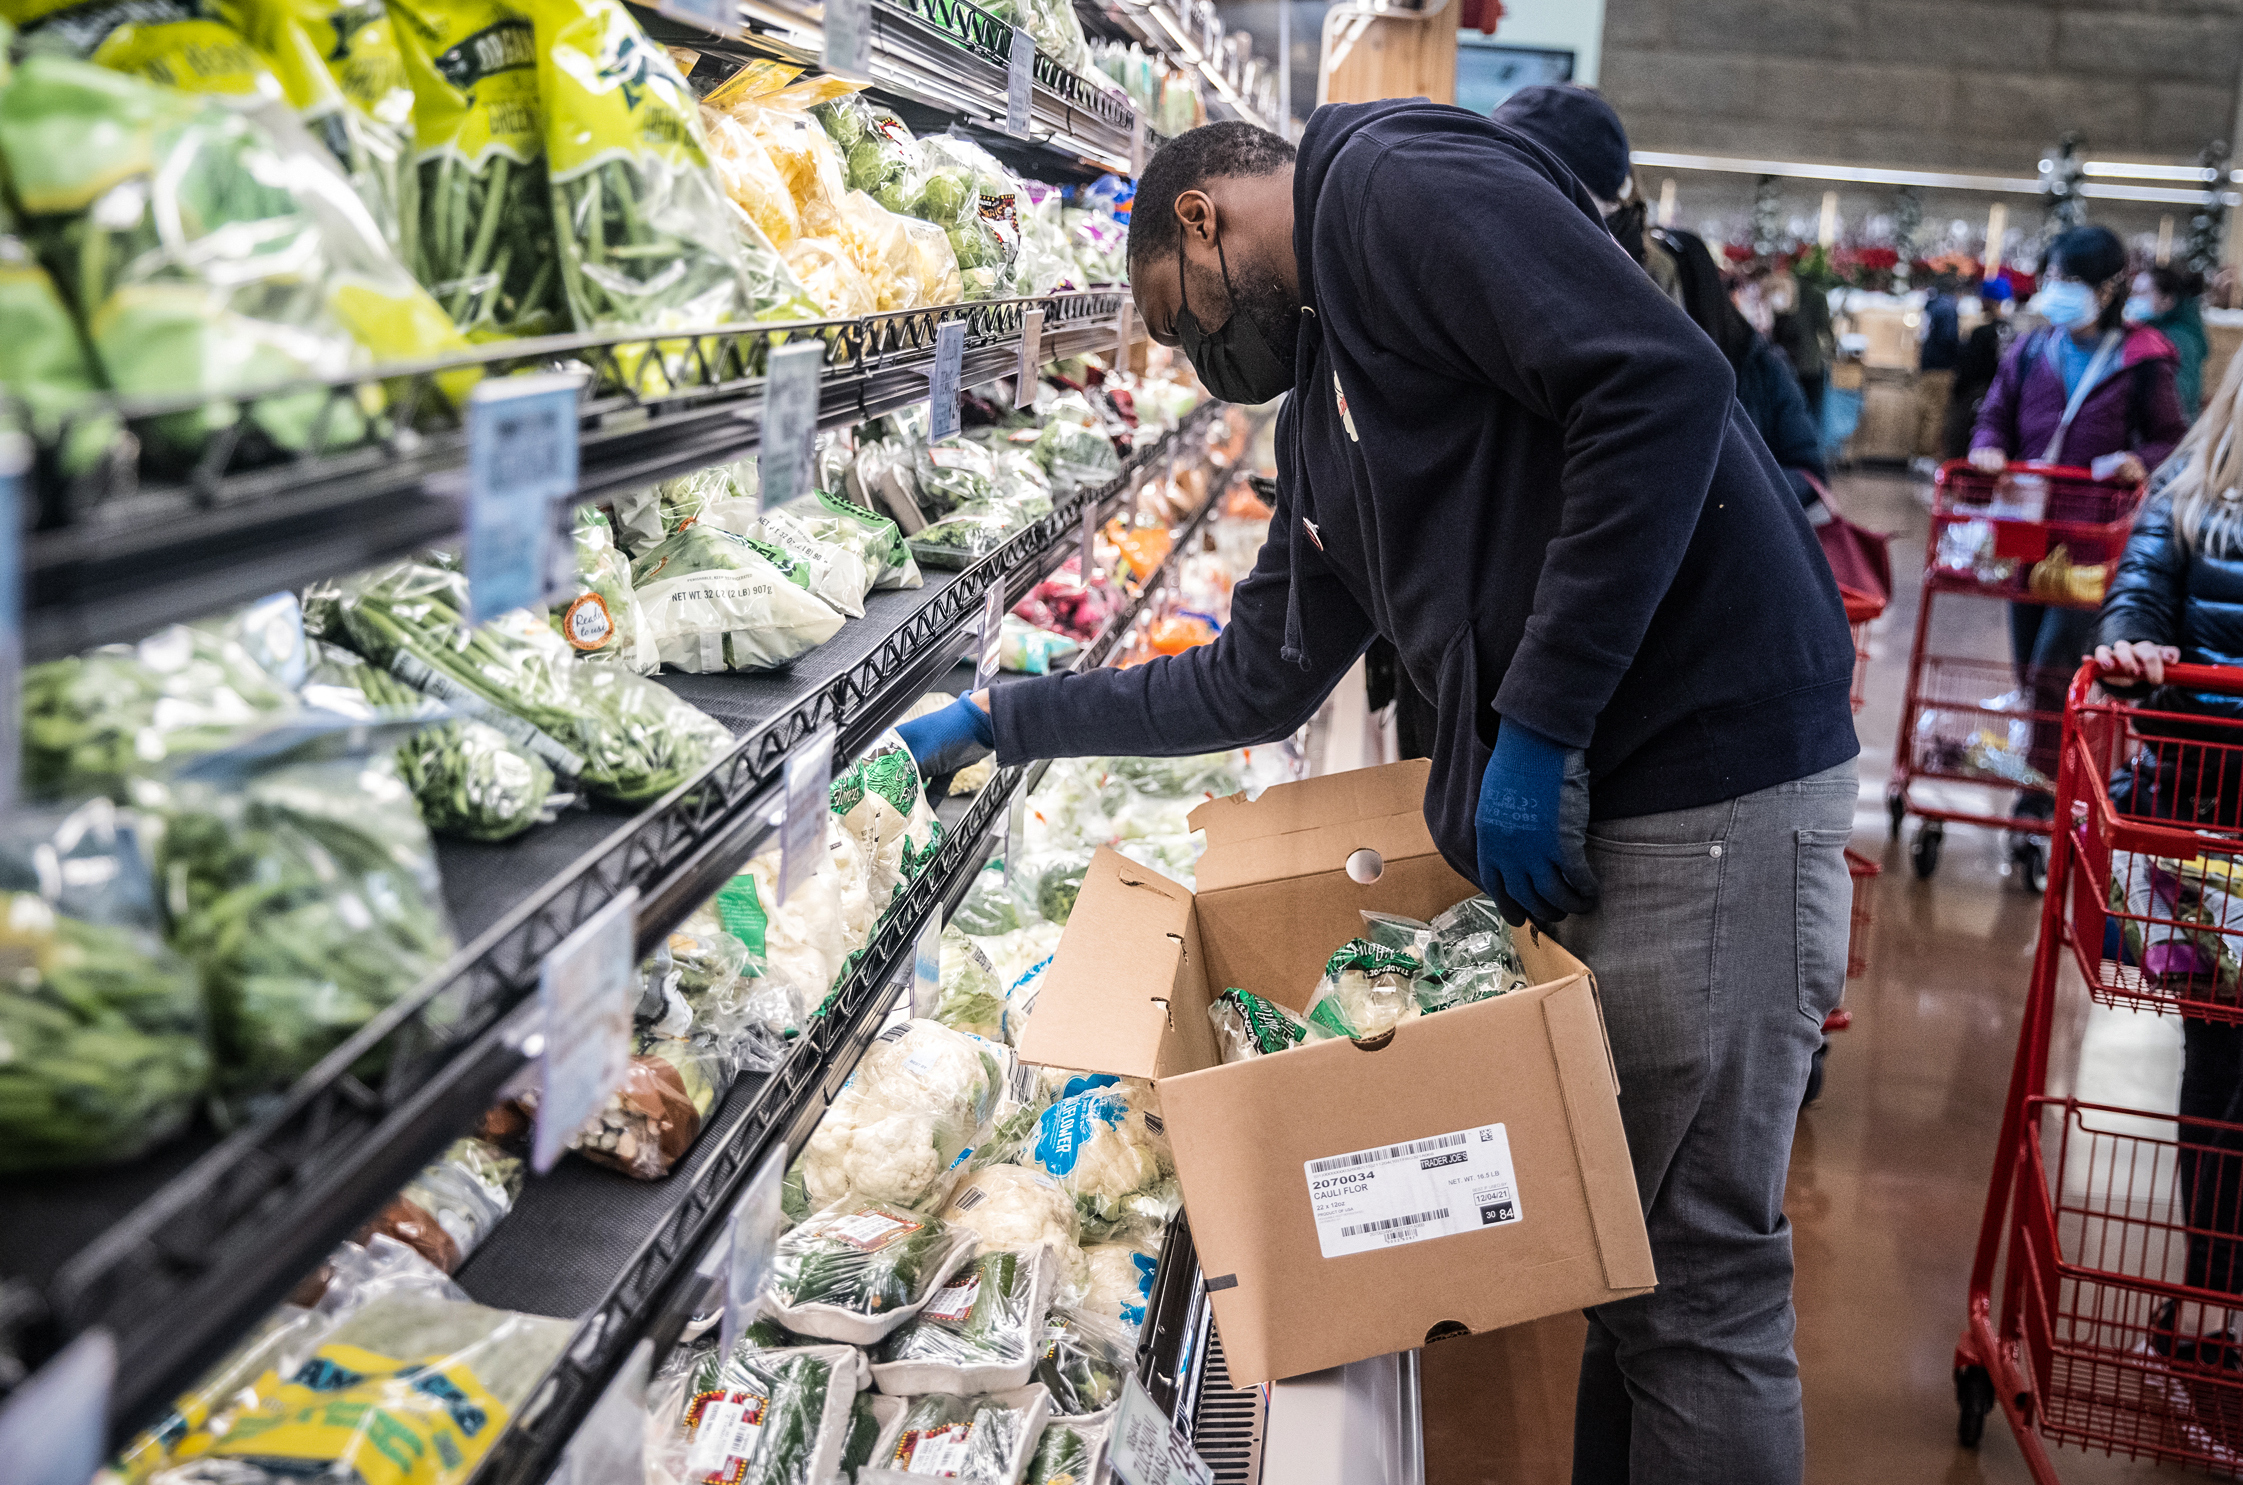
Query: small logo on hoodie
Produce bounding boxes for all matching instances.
[1334,372,1358,442]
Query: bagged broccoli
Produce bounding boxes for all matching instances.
[872,1247,1055,1395]
[933,925,1006,1041]
[1033,1308,1133,1419]
[1025,1417,1108,1483]
[877,1385,1051,1482]
[779,488,923,591]
[939,1163,1078,1260]
[0,800,210,1173]
[1023,1088,1163,1242]
[1208,985,1311,1063]
[1305,939,1426,1043]
[764,1200,977,1344]
[1078,1239,1157,1333]
[830,731,943,904]
[951,858,1023,936]
[1419,894,1530,1011]
[793,1017,1000,1212]
[555,504,658,673]
[630,524,849,673]
[654,1335,868,1485]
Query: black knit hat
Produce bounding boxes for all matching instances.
[1490,84,1632,202]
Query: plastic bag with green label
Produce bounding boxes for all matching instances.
[778,488,922,591]
[829,729,942,903]
[629,523,848,673]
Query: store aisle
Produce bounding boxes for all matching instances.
[1422,469,2199,1484]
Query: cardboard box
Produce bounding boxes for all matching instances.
[1018,760,1656,1386]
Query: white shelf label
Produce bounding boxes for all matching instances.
[1109,1375,1214,1485]
[1005,26,1034,138]
[1078,504,1097,589]
[718,1147,789,1360]
[912,914,943,1018]
[760,341,824,510]
[0,431,26,817]
[1130,114,1147,177]
[974,583,1005,691]
[823,0,871,78]
[779,725,836,905]
[1115,299,1133,366]
[928,322,965,441]
[467,373,581,624]
[532,886,639,1174]
[1014,308,1045,409]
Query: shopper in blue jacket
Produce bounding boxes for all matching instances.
[901,104,1858,1484]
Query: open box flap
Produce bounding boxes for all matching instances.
[1014,847,1215,1083]
[1189,760,1447,896]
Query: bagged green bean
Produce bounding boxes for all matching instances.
[840,1392,910,1479]
[387,0,565,336]
[0,800,210,1173]
[313,558,733,803]
[555,504,657,672]
[763,1200,978,1344]
[871,1247,1055,1395]
[653,1335,867,1485]
[0,199,110,476]
[875,1385,1051,1482]
[630,524,848,673]
[1033,1307,1133,1418]
[1024,1416,1108,1484]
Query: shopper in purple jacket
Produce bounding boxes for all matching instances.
[1967,224,2187,863]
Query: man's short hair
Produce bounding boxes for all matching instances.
[1126,121,1295,269]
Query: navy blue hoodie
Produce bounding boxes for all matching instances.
[992,100,1857,886]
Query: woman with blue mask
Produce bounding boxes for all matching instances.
[1966,224,2189,881]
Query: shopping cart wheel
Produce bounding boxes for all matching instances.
[1911,821,1944,879]
[1801,1040,1828,1108]
[1955,1363,1995,1448]
[2010,834,2048,894]
[1887,789,1907,840]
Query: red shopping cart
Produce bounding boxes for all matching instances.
[1955,660,2243,1477]
[1890,460,2145,891]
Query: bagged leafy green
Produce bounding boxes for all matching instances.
[1024,1416,1108,1483]
[1208,984,1310,1063]
[764,1200,977,1344]
[0,800,209,1173]
[1305,939,1425,1042]
[933,925,1005,1041]
[1033,1307,1133,1418]
[915,435,998,513]
[909,505,1015,571]
[652,1336,866,1485]
[780,487,922,590]
[629,524,848,673]
[315,558,732,803]
[751,508,871,618]
[951,858,1022,936]
[151,741,456,1118]
[555,504,657,672]
[877,1385,1051,1482]
[1418,893,1530,1010]
[871,1247,1053,1395]
[1031,415,1120,493]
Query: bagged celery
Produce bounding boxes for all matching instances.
[655,1336,868,1485]
[829,730,942,903]
[877,1385,1051,1482]
[764,1200,978,1344]
[1033,1307,1133,1418]
[555,503,658,672]
[779,488,923,591]
[387,0,564,336]
[1305,938,1425,1041]
[1208,985,1309,1063]
[0,800,210,1173]
[872,1248,1055,1396]
[629,524,849,673]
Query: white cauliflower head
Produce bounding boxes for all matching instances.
[826,821,877,949]
[1025,1089,1161,1215]
[1111,1078,1172,1178]
[1081,1240,1160,1331]
[939,1163,1079,1253]
[798,1105,945,1209]
[795,1018,999,1210]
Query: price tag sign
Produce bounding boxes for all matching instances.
[974,583,1005,691]
[911,914,943,1017]
[1114,299,1133,368]
[778,725,836,906]
[718,1147,788,1361]
[1109,1375,1215,1485]
[0,431,26,816]
[1002,791,1028,891]
[467,373,582,624]
[823,0,871,79]
[1130,113,1147,178]
[760,340,824,510]
[0,1330,113,1485]
[1078,505,1097,587]
[531,886,639,1174]
[928,321,966,440]
[1005,25,1034,138]
[1014,308,1045,409]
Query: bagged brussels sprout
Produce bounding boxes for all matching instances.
[1418,894,1530,1011]
[813,94,921,211]
[1033,1307,1134,1419]
[556,504,658,673]
[1023,1089,1163,1241]
[829,731,943,903]
[779,488,923,590]
[0,800,210,1173]
[792,1018,1001,1213]
[1078,1239,1157,1333]
[630,524,850,674]
[652,1335,868,1485]
[764,1200,978,1344]
[1208,985,1311,1063]
[755,508,874,617]
[1305,939,1426,1042]
[871,1247,1055,1395]
[939,1163,1078,1261]
[840,1392,911,1479]
[933,925,1006,1041]
[908,505,1016,570]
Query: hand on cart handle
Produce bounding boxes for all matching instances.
[1967,447,2007,473]
[2092,640,2181,687]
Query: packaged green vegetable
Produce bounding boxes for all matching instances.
[841,1391,910,1477]
[1305,938,1425,1042]
[0,200,110,476]
[779,487,922,590]
[1208,984,1311,1063]
[555,504,657,672]
[811,94,920,213]
[315,557,732,804]
[763,1199,977,1344]
[932,925,1005,1041]
[908,505,1015,570]
[914,434,997,513]
[1419,894,1530,1011]
[950,858,1021,936]
[878,1385,1051,1482]
[0,801,210,1173]
[654,1335,866,1485]
[1024,1417,1108,1483]
[1033,1307,1133,1418]
[751,507,873,618]
[872,1247,1054,1396]
[629,524,849,674]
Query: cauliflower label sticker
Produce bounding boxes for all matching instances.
[1304,1123,1522,1260]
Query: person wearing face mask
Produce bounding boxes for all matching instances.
[2130,263,2209,417]
[898,105,1858,1485]
[1968,224,2188,861]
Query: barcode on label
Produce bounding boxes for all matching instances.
[1339,1207,1450,1239]
[954,1186,987,1209]
[1306,1132,1468,1175]
[878,1025,910,1043]
[1009,1063,1037,1104]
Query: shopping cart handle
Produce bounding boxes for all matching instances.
[1937,456,2136,486]
[2083,658,2243,696]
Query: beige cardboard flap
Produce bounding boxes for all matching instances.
[1015,848,1214,1082]
[1543,986,1658,1292]
[1190,761,1441,891]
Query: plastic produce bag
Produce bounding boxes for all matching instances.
[0,800,210,1173]
[837,188,959,312]
[1031,415,1121,493]
[703,103,801,249]
[731,852,843,1025]
[909,505,1017,570]
[1033,1308,1133,1418]
[779,488,922,590]
[933,925,1006,1040]
[784,231,877,318]
[840,1392,910,1479]
[939,1161,1077,1257]
[553,1033,726,1177]
[360,1135,522,1270]
[793,1017,1001,1213]
[872,1248,1055,1395]
[630,524,850,674]
[951,858,1023,936]
[830,731,943,903]
[999,615,1079,676]
[1420,895,1529,1011]
[652,1335,868,1485]
[151,741,456,1118]
[1024,1416,1107,1483]
[756,508,873,617]
[727,86,851,241]
[0,199,109,476]
[1078,1238,1157,1332]
[315,558,733,802]
[763,1200,978,1344]
[873,1385,1051,1481]
[812,94,921,214]
[556,505,658,672]
[1305,938,1426,1042]
[916,435,999,513]
[1023,1088,1163,1241]
[1208,985,1311,1063]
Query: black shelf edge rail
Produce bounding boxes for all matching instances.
[23,290,1127,661]
[29,401,1232,1448]
[474,444,1258,1485]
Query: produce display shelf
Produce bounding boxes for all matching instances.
[24,290,1127,662]
[1077,0,1275,133]
[0,397,1229,1446]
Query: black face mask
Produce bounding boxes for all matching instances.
[1173,227,1298,405]
[1604,201,1647,264]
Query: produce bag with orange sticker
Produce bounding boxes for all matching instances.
[554,503,657,673]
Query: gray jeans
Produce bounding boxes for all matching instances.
[1553,762,1856,1485]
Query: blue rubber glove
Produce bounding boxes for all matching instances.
[1476,720,1600,928]
[897,693,996,779]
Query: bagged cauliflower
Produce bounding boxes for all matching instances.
[1079,1239,1159,1333]
[736,853,844,1022]
[973,920,1066,991]
[1420,895,1531,1011]
[830,732,944,904]
[1000,954,1053,1047]
[826,823,880,982]
[1208,986,1312,1063]
[652,1331,868,1485]
[1034,1307,1135,1418]
[1305,940,1426,1042]
[939,1163,1078,1256]
[795,1018,1002,1212]
[1023,1089,1162,1241]
[1110,1079,1172,1179]
[871,1247,1056,1395]
[766,1201,976,1344]
[934,926,1007,1041]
